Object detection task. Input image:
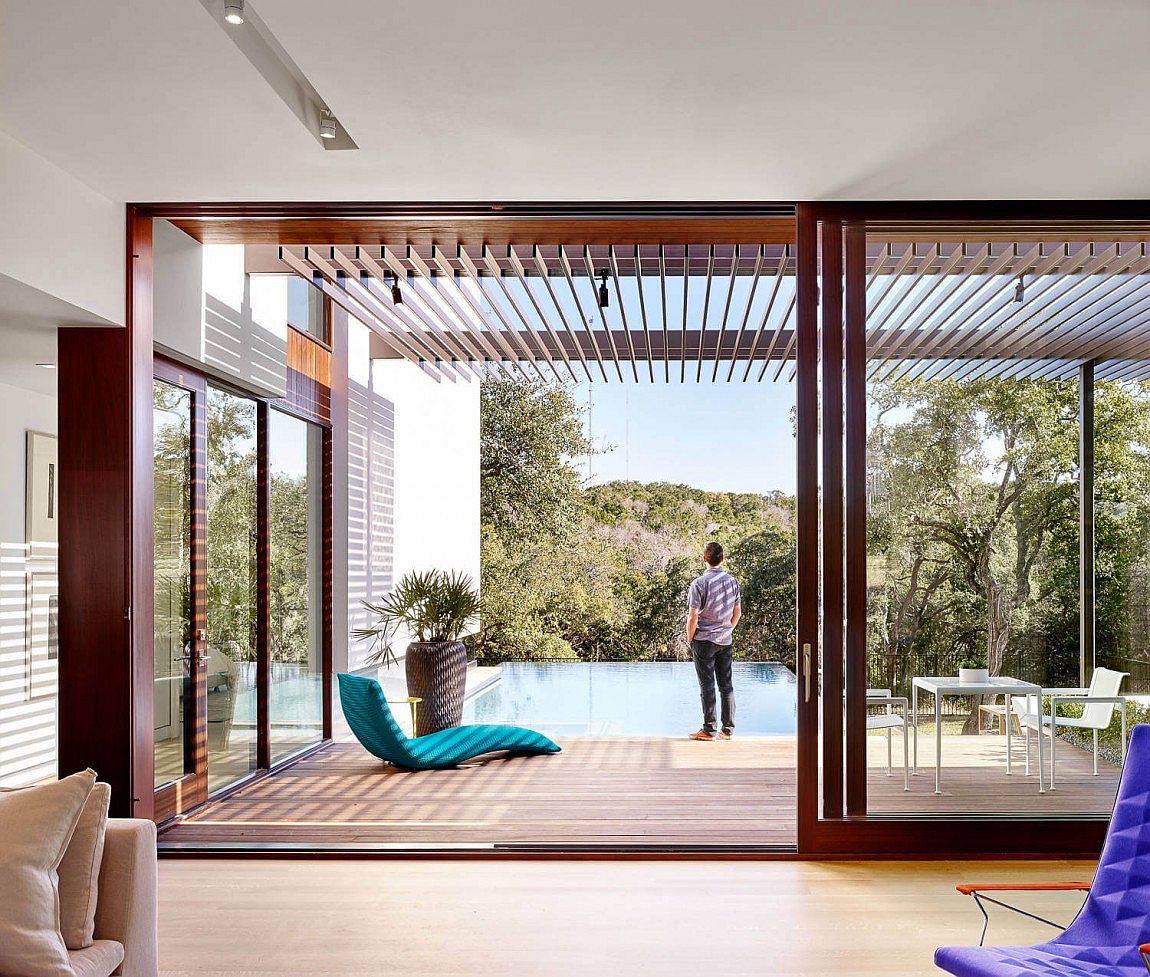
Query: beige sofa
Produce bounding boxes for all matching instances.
[74,819,158,977]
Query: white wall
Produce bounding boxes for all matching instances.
[344,321,481,674]
[153,221,288,397]
[376,360,481,590]
[0,131,122,327]
[0,378,57,787]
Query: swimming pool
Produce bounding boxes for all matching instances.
[462,661,796,737]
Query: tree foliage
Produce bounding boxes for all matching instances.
[477,377,796,665]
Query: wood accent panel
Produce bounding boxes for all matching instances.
[820,220,844,820]
[844,223,869,817]
[160,206,795,247]
[794,203,820,851]
[283,326,332,425]
[58,207,154,819]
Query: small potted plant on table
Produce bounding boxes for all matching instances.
[354,570,481,736]
[956,656,989,684]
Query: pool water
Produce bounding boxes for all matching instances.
[462,661,797,737]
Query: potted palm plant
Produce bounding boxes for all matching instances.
[354,570,480,736]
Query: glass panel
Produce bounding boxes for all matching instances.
[287,275,326,341]
[206,386,258,792]
[269,410,324,762]
[861,233,1093,816]
[153,380,192,790]
[1095,380,1150,692]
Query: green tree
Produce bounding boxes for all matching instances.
[480,378,595,536]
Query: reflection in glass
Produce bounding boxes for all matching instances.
[287,275,326,341]
[153,381,192,790]
[206,386,258,792]
[269,410,324,761]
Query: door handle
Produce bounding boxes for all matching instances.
[803,643,812,703]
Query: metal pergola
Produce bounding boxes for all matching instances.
[267,237,1150,386]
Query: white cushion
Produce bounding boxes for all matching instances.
[0,768,96,977]
[58,781,112,949]
[68,939,125,977]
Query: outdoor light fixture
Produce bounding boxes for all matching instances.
[35,363,56,370]
[1014,275,1026,303]
[389,273,403,305]
[598,270,609,309]
[319,112,338,140]
[223,0,245,24]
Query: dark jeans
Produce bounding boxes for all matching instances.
[691,639,735,733]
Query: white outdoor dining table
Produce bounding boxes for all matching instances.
[911,676,1043,794]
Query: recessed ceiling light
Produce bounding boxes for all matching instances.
[224,0,245,25]
[319,112,338,140]
[35,363,56,370]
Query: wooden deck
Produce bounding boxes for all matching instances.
[159,731,1120,849]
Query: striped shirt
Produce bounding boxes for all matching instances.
[688,567,741,646]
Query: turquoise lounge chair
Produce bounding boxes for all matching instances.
[337,672,561,771]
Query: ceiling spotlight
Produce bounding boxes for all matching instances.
[319,112,338,140]
[1014,275,1025,303]
[389,273,403,305]
[223,0,244,25]
[597,270,609,309]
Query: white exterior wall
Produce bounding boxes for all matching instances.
[153,221,288,397]
[376,358,481,591]
[0,379,57,787]
[345,321,480,675]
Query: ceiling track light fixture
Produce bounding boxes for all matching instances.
[223,0,245,25]
[319,110,338,140]
[389,272,404,305]
[1014,274,1026,303]
[597,270,610,309]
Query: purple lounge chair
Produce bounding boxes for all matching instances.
[936,723,1150,977]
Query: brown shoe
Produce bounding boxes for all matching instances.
[718,729,733,740]
[689,729,715,741]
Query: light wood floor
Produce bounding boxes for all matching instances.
[159,732,1119,849]
[158,859,1097,977]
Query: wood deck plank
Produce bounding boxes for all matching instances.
[159,733,1118,848]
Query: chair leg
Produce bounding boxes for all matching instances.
[1093,729,1099,776]
[1050,723,1057,791]
[1121,704,1128,767]
[1024,724,1031,776]
[902,725,909,791]
[887,728,892,776]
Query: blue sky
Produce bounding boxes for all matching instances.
[571,378,797,494]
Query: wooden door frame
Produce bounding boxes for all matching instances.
[803,200,1132,856]
[118,199,1148,854]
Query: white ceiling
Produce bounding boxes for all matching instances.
[2,0,1150,203]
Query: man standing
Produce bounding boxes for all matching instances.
[686,541,741,741]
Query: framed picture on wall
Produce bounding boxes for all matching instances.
[26,431,58,559]
[25,569,59,701]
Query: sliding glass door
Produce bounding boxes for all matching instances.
[153,353,331,819]
[205,386,259,792]
[269,408,325,761]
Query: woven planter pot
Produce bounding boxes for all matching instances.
[405,640,468,736]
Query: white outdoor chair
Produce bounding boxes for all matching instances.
[867,688,909,790]
[1010,666,1129,790]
